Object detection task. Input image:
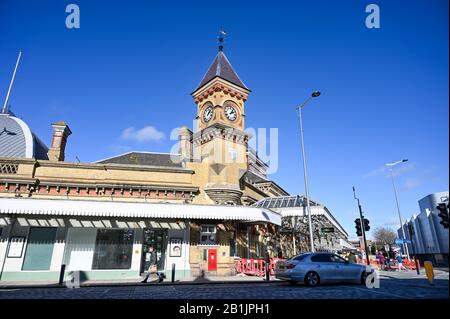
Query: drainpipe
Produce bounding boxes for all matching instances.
[183,219,189,278]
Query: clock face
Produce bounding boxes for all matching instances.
[203,106,213,122]
[224,106,237,121]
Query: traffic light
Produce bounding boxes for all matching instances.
[363,218,370,232]
[437,203,449,228]
[354,218,362,236]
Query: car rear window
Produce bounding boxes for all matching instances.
[294,254,310,262]
[288,253,310,262]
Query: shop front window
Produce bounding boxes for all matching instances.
[22,227,57,271]
[92,229,134,270]
[141,229,167,273]
[200,225,216,245]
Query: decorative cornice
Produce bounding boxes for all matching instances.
[204,184,243,205]
[253,181,289,197]
[0,177,198,192]
[0,157,195,174]
[241,180,269,198]
[0,177,199,200]
[192,123,251,147]
[192,78,250,104]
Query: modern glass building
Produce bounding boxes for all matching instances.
[399,191,449,266]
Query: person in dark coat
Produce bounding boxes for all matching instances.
[141,246,164,283]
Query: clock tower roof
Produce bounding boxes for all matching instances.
[194,50,249,92]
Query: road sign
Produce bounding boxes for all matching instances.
[321,227,334,233]
[395,239,412,245]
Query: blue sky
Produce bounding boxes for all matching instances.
[0,0,448,240]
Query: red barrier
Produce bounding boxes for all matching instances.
[357,258,421,270]
[235,258,287,277]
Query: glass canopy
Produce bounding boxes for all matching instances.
[252,195,320,209]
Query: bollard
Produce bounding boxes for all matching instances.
[171,263,176,283]
[265,253,270,281]
[424,261,434,286]
[58,264,66,286]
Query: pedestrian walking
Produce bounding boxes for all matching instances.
[396,254,407,271]
[141,246,165,283]
[379,253,386,270]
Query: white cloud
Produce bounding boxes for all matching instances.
[363,162,416,179]
[404,177,421,190]
[121,126,165,143]
[383,217,400,228]
[363,166,386,179]
[391,162,416,177]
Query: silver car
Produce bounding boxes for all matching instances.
[275,252,371,287]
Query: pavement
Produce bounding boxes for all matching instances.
[0,270,448,299]
[0,273,271,289]
[1,268,448,289]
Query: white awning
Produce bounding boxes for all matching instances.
[0,198,281,225]
[339,239,357,250]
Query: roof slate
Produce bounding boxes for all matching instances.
[195,51,249,92]
[96,152,183,168]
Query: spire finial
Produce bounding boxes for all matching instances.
[217,29,226,51]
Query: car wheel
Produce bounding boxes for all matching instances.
[360,271,368,285]
[304,271,320,287]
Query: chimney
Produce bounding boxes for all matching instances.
[178,126,193,161]
[47,121,72,161]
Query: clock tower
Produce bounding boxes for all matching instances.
[186,33,252,205]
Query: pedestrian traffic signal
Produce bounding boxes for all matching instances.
[363,218,370,232]
[437,203,449,228]
[354,218,362,236]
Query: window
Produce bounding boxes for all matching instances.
[228,148,237,161]
[330,254,347,263]
[200,225,216,245]
[290,253,311,262]
[311,254,332,263]
[22,227,57,270]
[92,229,134,270]
[230,237,236,257]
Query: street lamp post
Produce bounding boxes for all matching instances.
[296,91,320,253]
[385,159,410,259]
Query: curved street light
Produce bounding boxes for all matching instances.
[385,159,410,259]
[296,91,321,253]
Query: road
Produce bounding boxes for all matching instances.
[0,271,448,299]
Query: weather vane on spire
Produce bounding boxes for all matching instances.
[217,29,226,51]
